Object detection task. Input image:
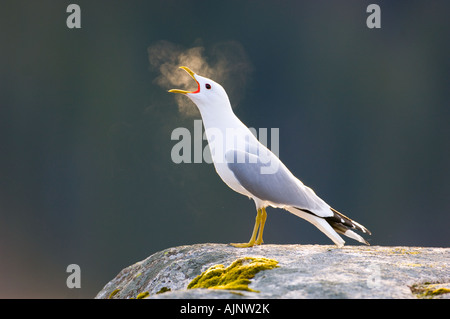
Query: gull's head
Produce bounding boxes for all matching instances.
[168,66,231,112]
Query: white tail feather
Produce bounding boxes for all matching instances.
[286,207,345,248]
[343,229,369,245]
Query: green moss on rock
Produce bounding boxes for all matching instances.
[156,287,171,294]
[187,257,279,292]
[108,288,121,299]
[411,282,450,298]
[136,291,149,299]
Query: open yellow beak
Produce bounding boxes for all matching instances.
[168,66,199,94]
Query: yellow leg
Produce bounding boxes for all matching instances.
[255,207,267,245]
[230,208,267,248]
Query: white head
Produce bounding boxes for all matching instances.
[169,66,232,113]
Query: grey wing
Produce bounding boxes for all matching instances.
[225,149,332,217]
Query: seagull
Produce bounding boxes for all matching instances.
[169,66,371,248]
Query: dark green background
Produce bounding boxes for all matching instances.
[0,1,449,298]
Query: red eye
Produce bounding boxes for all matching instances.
[205,83,211,89]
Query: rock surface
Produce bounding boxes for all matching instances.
[95,244,450,299]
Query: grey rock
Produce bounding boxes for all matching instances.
[95,244,450,299]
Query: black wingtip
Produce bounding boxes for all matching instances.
[328,207,372,235]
